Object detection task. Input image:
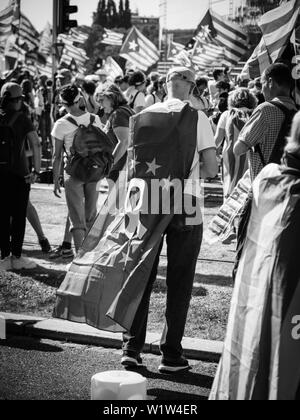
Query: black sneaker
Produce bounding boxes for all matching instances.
[39,238,52,253]
[158,357,191,374]
[121,352,144,368]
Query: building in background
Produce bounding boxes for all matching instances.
[131,13,160,47]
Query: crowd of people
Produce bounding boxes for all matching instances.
[1,60,300,398]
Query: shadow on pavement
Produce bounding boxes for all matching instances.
[13,266,66,288]
[0,336,63,353]
[148,388,207,400]
[127,366,214,390]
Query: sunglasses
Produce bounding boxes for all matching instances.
[167,73,195,84]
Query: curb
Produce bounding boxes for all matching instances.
[0,312,223,363]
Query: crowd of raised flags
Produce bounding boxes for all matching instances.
[1,0,300,84]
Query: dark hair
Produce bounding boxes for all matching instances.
[264,63,293,89]
[228,88,257,110]
[21,79,32,95]
[216,81,230,91]
[128,71,146,87]
[82,81,96,96]
[196,77,208,88]
[102,83,128,109]
[213,69,224,81]
[60,84,80,106]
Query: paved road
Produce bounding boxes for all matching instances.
[0,336,217,401]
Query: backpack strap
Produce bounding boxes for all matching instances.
[255,101,296,167]
[65,116,79,127]
[89,114,96,125]
[268,101,296,165]
[130,91,140,109]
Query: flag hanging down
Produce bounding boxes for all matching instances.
[104,56,124,80]
[120,26,160,72]
[0,3,14,43]
[101,28,124,46]
[259,0,300,63]
[240,37,272,80]
[211,11,248,65]
[39,22,52,56]
[167,40,185,62]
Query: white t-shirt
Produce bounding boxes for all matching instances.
[51,113,104,154]
[125,86,146,111]
[140,98,216,197]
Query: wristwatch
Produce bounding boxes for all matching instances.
[32,170,40,176]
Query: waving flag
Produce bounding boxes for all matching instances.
[191,38,225,69]
[104,56,124,80]
[259,0,300,63]
[211,11,248,65]
[15,13,40,51]
[167,40,185,61]
[240,37,271,80]
[120,26,160,72]
[101,28,124,46]
[0,2,14,42]
[58,33,88,70]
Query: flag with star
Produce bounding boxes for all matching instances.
[120,26,160,72]
[54,103,199,333]
[167,40,185,62]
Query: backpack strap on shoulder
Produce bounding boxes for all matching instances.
[89,114,96,125]
[65,116,79,127]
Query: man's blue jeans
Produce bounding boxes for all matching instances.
[123,215,203,361]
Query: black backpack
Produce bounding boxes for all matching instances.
[256,101,297,166]
[65,114,114,183]
[0,112,22,172]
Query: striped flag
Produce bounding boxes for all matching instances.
[167,40,185,62]
[69,27,89,46]
[104,56,124,81]
[191,38,225,68]
[259,0,300,63]
[0,2,14,43]
[101,28,124,46]
[120,26,160,72]
[211,11,248,65]
[58,33,88,70]
[15,13,40,51]
[240,37,272,80]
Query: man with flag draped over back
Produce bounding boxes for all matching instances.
[54,67,218,373]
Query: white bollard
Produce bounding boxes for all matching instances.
[91,371,147,401]
[0,315,6,340]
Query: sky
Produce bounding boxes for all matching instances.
[3,0,231,32]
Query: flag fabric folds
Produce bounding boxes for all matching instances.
[120,26,160,72]
[259,0,300,63]
[58,33,88,72]
[0,3,14,42]
[104,56,124,80]
[16,13,40,51]
[54,104,199,333]
[211,11,248,65]
[101,28,124,46]
[167,40,185,62]
[210,163,300,400]
[240,37,271,80]
[191,38,225,69]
